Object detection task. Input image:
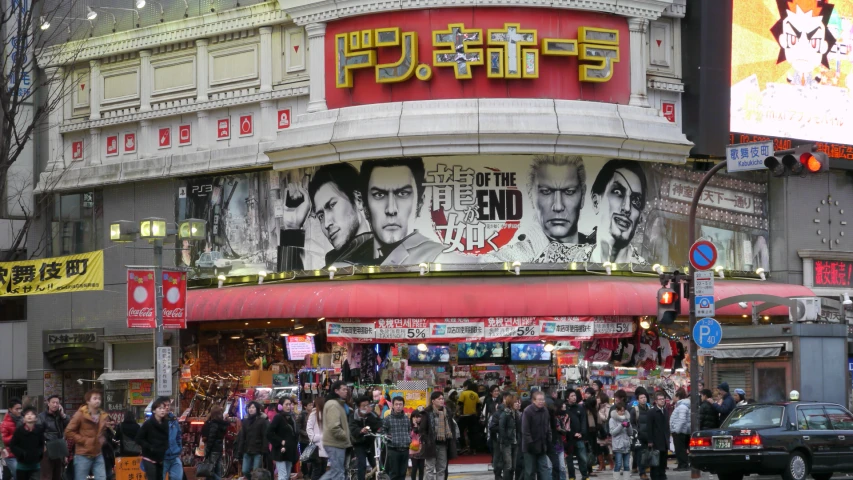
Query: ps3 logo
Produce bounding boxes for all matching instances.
[191,185,213,195]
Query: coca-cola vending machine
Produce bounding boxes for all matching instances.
[127,269,156,328]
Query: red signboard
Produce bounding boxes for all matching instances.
[72,141,83,161]
[662,103,675,123]
[325,7,630,109]
[277,109,291,130]
[217,118,230,140]
[158,128,171,148]
[178,124,192,145]
[127,269,156,328]
[239,114,253,137]
[326,317,634,343]
[814,260,853,288]
[106,135,119,156]
[162,271,187,328]
[123,133,136,153]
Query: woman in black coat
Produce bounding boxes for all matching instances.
[201,406,231,480]
[135,399,171,480]
[267,396,300,480]
[238,401,270,477]
[118,410,142,456]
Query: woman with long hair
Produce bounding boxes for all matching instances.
[596,391,613,472]
[306,396,328,480]
[268,396,299,480]
[201,406,230,480]
[237,401,269,477]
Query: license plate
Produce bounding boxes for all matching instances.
[714,438,732,449]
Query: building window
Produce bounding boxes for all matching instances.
[51,191,103,256]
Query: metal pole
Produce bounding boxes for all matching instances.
[688,161,727,478]
[154,238,165,399]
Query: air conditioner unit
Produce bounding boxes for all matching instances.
[790,297,821,322]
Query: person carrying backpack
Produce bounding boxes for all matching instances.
[117,411,141,457]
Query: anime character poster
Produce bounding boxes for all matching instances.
[175,156,770,276]
[731,0,853,145]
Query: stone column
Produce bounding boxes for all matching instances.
[260,100,277,142]
[305,23,327,113]
[139,50,152,112]
[45,66,65,169]
[139,119,153,159]
[628,17,650,108]
[259,27,273,93]
[197,110,210,150]
[89,60,102,120]
[196,39,210,102]
[89,128,102,165]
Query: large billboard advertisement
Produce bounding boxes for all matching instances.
[731,0,853,146]
[176,156,769,277]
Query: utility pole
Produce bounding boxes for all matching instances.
[687,161,727,478]
[153,237,165,398]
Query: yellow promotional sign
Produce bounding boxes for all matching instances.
[0,250,104,296]
[389,390,429,414]
[115,456,143,480]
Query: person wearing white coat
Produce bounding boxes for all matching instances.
[608,404,633,478]
[668,389,691,472]
[306,399,329,480]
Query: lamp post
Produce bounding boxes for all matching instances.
[110,218,206,398]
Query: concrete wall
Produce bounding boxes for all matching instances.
[26,179,177,395]
[0,322,27,381]
[798,335,848,405]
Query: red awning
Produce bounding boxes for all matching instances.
[186,276,815,321]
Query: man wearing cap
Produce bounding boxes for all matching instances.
[712,383,736,424]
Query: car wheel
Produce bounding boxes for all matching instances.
[812,473,832,480]
[718,474,744,480]
[782,452,810,480]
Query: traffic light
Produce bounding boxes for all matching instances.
[657,284,681,325]
[764,144,829,177]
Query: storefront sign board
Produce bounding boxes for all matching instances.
[388,390,428,414]
[325,8,630,109]
[129,380,153,406]
[105,389,127,412]
[115,456,143,480]
[328,317,634,343]
[157,347,173,396]
[0,250,104,297]
[813,259,853,288]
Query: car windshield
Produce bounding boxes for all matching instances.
[722,405,784,428]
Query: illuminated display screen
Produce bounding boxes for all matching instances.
[731,0,853,146]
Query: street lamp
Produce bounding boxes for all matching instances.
[109,218,206,399]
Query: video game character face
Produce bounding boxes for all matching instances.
[773,0,836,72]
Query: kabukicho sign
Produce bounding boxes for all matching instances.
[325,7,630,109]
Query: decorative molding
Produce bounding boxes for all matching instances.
[287,0,678,25]
[662,0,685,18]
[265,98,693,170]
[59,85,309,134]
[37,3,286,68]
[648,78,684,92]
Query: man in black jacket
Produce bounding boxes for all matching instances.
[38,395,69,480]
[135,397,170,480]
[522,392,552,480]
[646,392,670,480]
[566,391,590,480]
[698,389,720,430]
[350,395,382,480]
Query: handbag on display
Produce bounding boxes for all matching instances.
[195,460,215,478]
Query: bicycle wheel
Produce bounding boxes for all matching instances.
[346,453,360,480]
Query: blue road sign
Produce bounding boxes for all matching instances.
[689,240,718,271]
[693,317,722,349]
[695,295,715,316]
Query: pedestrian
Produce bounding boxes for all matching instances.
[104,417,120,480]
[582,389,602,473]
[306,397,328,480]
[420,391,457,480]
[117,411,141,456]
[135,397,170,480]
[546,401,566,480]
[483,385,502,469]
[698,390,719,431]
[2,398,23,480]
[382,397,410,480]
[201,406,231,480]
[521,391,552,480]
[733,389,747,407]
[237,401,269,478]
[268,396,299,480]
[65,390,109,480]
[457,383,479,454]
[608,402,632,479]
[596,392,614,472]
[320,381,352,480]
[711,383,735,424]
[349,395,381,480]
[10,406,46,480]
[646,392,669,480]
[297,401,315,478]
[565,390,590,480]
[668,389,690,472]
[163,399,183,480]
[631,391,650,480]
[38,395,70,480]
[498,394,519,480]
[488,392,510,480]
[409,411,425,480]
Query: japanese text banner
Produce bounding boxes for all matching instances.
[327,317,635,343]
[0,250,104,297]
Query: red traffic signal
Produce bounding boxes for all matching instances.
[657,286,680,325]
[766,144,829,176]
[658,288,678,305]
[800,151,828,173]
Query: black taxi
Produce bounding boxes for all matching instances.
[689,402,853,480]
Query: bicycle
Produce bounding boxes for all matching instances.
[347,431,390,480]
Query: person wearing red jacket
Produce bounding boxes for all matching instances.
[2,398,24,480]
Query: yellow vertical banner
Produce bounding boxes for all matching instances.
[0,250,104,296]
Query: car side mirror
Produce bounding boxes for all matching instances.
[788,422,796,430]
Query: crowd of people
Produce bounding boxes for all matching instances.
[0,381,746,480]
